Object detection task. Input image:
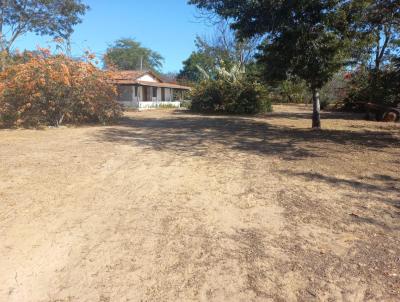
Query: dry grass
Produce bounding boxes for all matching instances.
[0,105,399,301]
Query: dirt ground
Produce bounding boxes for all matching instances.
[1,104,399,302]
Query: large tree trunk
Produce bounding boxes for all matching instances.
[312,88,321,129]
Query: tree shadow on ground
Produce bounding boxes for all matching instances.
[95,113,399,160]
[278,169,400,230]
[261,110,365,121]
[278,170,399,194]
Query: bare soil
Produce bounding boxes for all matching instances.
[1,105,399,302]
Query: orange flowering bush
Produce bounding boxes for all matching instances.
[0,49,122,127]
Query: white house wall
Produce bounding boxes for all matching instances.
[137,74,159,83]
[118,85,180,109]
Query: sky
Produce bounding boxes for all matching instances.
[12,0,211,73]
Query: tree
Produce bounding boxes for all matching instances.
[358,0,400,71]
[189,0,357,128]
[178,50,214,83]
[339,1,400,108]
[104,38,164,71]
[195,21,259,69]
[0,48,121,127]
[178,22,259,83]
[161,72,178,83]
[0,0,88,56]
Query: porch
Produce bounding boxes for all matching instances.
[117,84,188,109]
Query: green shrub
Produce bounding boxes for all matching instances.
[190,78,272,114]
[275,79,310,104]
[180,100,192,109]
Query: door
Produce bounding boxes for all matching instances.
[142,86,149,101]
[161,88,165,101]
[152,87,157,101]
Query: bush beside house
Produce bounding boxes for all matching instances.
[188,61,273,115]
[190,78,272,114]
[0,50,122,128]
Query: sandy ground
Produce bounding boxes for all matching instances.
[0,105,399,302]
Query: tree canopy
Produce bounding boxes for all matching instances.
[104,38,164,71]
[0,0,88,54]
[352,0,400,70]
[189,0,361,128]
[178,50,215,83]
[178,23,259,83]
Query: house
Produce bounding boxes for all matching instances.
[111,70,191,110]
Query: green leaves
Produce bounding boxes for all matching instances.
[104,38,164,72]
[189,0,356,89]
[190,76,272,114]
[178,51,214,83]
[0,0,88,52]
[178,24,259,83]
[188,0,365,127]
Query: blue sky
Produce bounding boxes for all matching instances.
[12,0,211,73]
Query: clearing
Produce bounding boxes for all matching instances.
[1,105,399,301]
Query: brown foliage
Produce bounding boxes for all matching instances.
[0,49,122,127]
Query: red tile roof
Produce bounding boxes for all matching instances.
[137,81,191,90]
[110,70,191,90]
[111,70,146,81]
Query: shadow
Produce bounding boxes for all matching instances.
[279,170,400,229]
[279,170,399,194]
[95,113,399,160]
[349,213,393,231]
[367,174,400,183]
[265,110,365,121]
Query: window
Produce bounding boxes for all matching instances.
[153,87,157,98]
[134,86,138,97]
[117,85,132,102]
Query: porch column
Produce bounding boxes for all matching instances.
[157,87,161,102]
